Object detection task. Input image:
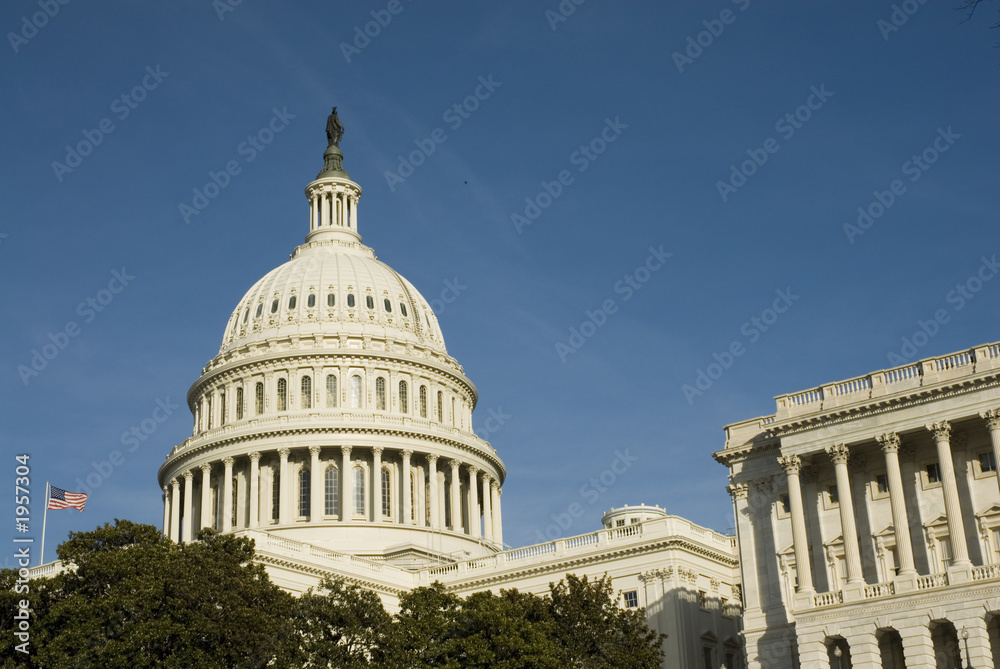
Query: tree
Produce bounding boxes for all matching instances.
[549,574,664,669]
[294,577,396,668]
[2,520,297,668]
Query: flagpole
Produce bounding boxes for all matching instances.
[40,482,49,566]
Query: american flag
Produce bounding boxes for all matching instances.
[48,485,88,511]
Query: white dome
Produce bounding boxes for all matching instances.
[219,239,447,355]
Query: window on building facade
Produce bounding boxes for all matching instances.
[980,452,997,473]
[939,536,953,569]
[384,298,392,312]
[255,382,264,414]
[381,467,391,518]
[347,293,355,308]
[399,381,408,413]
[324,466,339,516]
[277,378,287,411]
[232,477,238,528]
[206,396,213,430]
[350,375,362,408]
[307,294,315,308]
[299,469,310,517]
[875,473,889,494]
[616,519,625,527]
[366,295,374,309]
[326,375,337,408]
[327,293,335,307]
[288,296,296,309]
[301,376,312,409]
[256,303,263,318]
[780,494,791,515]
[271,471,280,523]
[419,386,427,418]
[437,391,443,422]
[400,303,407,317]
[926,463,942,484]
[410,471,417,521]
[353,466,365,515]
[212,485,219,531]
[271,299,278,313]
[826,484,839,506]
[236,387,244,420]
[623,590,639,608]
[376,377,386,410]
[703,648,713,669]
[220,391,227,425]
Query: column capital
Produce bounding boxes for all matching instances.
[427,453,438,465]
[981,409,1000,430]
[200,463,212,474]
[778,454,801,474]
[278,447,291,458]
[926,420,951,441]
[249,451,261,463]
[373,446,384,457]
[826,443,850,465]
[467,464,480,475]
[401,449,413,459]
[877,432,901,454]
[450,459,461,470]
[171,478,179,487]
[162,485,169,494]
[342,445,352,457]
[308,445,321,456]
[491,480,500,492]
[223,456,234,467]
[183,470,194,481]
[727,482,749,501]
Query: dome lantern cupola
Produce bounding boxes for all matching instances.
[304,107,362,245]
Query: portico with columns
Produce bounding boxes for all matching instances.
[718,342,1000,668]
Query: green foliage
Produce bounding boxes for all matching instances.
[2,522,663,669]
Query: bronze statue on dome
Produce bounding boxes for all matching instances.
[326,107,344,147]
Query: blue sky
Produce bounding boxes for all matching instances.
[2,1,998,563]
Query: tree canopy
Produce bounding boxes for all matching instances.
[2,521,664,668]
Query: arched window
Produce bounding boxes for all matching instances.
[255,382,264,415]
[243,307,249,323]
[366,295,374,309]
[400,303,408,317]
[271,469,280,523]
[301,376,312,409]
[299,468,310,517]
[381,467,391,518]
[451,398,456,426]
[384,299,392,312]
[353,466,365,516]
[206,396,213,430]
[326,375,337,408]
[437,391,443,422]
[307,294,315,308]
[399,381,408,413]
[288,295,297,310]
[325,466,339,516]
[350,375,362,408]
[347,293,355,308]
[376,377,386,410]
[220,391,227,425]
[271,299,278,313]
[327,293,335,307]
[236,387,244,420]
[277,379,288,411]
[256,303,263,318]
[419,386,427,418]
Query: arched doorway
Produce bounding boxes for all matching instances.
[987,613,1000,669]
[929,620,961,669]
[827,637,852,669]
[876,628,905,669]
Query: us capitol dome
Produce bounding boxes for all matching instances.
[158,108,505,567]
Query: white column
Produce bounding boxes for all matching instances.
[309,194,316,231]
[222,457,234,533]
[826,444,865,587]
[777,455,814,594]
[926,421,971,567]
[373,447,384,522]
[402,450,413,525]
[310,446,322,521]
[449,459,461,532]
[200,463,212,530]
[468,466,480,538]
[162,486,170,537]
[481,473,493,542]
[341,446,352,520]
[278,448,291,524]
[181,471,194,543]
[876,433,917,577]
[981,409,1000,494]
[492,482,503,545]
[248,451,260,529]
[235,468,246,530]
[416,465,426,527]
[728,483,760,615]
[169,480,180,541]
[350,193,358,229]
[321,189,330,227]
[428,455,440,529]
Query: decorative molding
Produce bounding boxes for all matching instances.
[877,432,901,455]
[778,454,801,475]
[825,443,850,465]
[926,421,951,442]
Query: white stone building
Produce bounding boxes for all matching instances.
[150,117,742,668]
[717,345,1000,667]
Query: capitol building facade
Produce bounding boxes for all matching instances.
[153,114,743,669]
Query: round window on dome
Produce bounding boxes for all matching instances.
[271,300,278,313]
[288,296,297,309]
[384,299,392,313]
[328,293,335,307]
[347,294,355,308]
[307,294,316,308]
[366,296,374,309]
[400,303,408,317]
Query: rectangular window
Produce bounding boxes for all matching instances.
[939,536,953,568]
[875,473,889,494]
[623,590,638,608]
[616,519,625,527]
[827,484,839,506]
[703,648,713,669]
[926,463,941,484]
[993,528,1000,562]
[980,452,997,473]
[699,590,708,608]
[780,494,791,514]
